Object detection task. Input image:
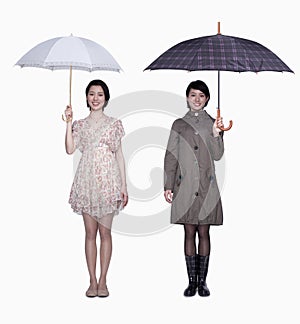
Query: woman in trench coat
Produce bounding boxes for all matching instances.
[164,80,225,297]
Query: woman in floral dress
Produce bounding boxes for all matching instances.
[64,79,128,298]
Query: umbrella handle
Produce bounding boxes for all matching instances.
[217,108,233,131]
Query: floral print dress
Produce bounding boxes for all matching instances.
[68,115,125,221]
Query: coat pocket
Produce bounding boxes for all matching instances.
[175,174,182,187]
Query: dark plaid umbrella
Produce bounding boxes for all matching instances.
[144,23,293,130]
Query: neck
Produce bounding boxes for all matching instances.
[190,108,204,113]
[90,109,104,119]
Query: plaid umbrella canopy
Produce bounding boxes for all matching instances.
[144,22,293,130]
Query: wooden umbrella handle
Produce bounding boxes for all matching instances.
[62,66,72,123]
[69,65,72,106]
[217,108,233,131]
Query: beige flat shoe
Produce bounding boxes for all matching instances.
[97,286,109,298]
[85,288,98,298]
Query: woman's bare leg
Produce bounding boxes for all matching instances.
[98,215,113,290]
[83,213,98,291]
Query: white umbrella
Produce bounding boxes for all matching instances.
[15,34,122,108]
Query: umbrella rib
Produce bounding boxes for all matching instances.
[80,38,93,72]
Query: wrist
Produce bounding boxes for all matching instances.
[62,114,73,123]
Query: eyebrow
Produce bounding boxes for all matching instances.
[190,91,204,95]
[89,90,104,94]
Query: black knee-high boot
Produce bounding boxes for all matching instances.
[184,255,198,297]
[198,255,210,297]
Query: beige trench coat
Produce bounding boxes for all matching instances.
[164,110,224,225]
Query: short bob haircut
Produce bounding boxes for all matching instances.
[85,79,110,110]
[186,80,210,108]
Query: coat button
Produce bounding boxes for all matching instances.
[195,192,199,196]
[194,145,198,150]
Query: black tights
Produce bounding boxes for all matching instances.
[184,224,210,256]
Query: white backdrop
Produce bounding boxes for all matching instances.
[1,0,299,323]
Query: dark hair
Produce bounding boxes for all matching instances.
[85,79,110,110]
[186,80,210,107]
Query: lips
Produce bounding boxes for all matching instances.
[92,102,101,107]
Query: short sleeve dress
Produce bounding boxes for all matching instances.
[68,115,125,222]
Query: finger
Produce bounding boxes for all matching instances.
[166,193,172,203]
[164,192,169,202]
[122,194,128,206]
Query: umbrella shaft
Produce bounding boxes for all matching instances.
[218,70,220,108]
[69,66,72,106]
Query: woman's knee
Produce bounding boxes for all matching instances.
[184,224,197,239]
[99,226,112,241]
[198,225,210,239]
[83,213,98,240]
[85,227,98,240]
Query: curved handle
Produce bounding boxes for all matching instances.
[217,108,233,131]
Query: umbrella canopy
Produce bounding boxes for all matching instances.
[144,34,293,73]
[144,23,293,130]
[15,35,122,106]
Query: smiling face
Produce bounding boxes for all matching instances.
[87,85,106,111]
[187,88,209,112]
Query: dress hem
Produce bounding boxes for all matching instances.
[171,220,223,226]
[69,202,123,222]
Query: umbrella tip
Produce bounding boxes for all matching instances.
[217,21,221,34]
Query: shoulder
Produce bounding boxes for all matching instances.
[171,118,191,133]
[106,117,124,135]
[205,111,215,122]
[107,116,117,123]
[104,116,119,124]
[72,119,86,128]
[172,118,187,128]
[106,117,123,128]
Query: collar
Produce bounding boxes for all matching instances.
[184,109,207,118]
